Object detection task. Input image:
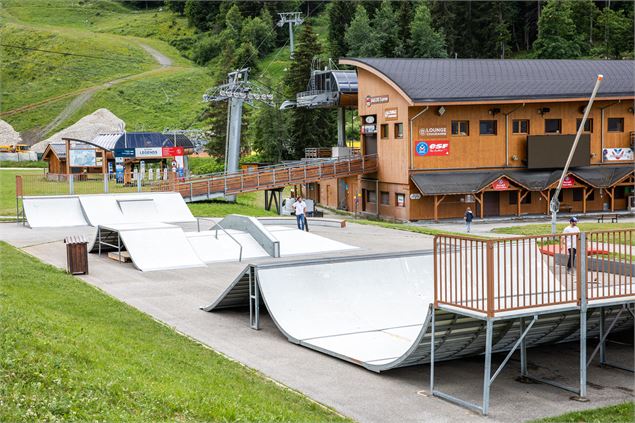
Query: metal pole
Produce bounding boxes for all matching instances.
[579,232,587,398]
[103,174,109,193]
[289,22,294,57]
[520,317,528,378]
[599,307,606,365]
[482,319,494,415]
[69,174,74,194]
[430,307,436,393]
[551,75,603,234]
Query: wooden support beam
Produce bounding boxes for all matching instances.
[517,190,521,216]
[479,192,484,219]
[433,195,446,222]
[610,187,615,211]
[65,139,70,174]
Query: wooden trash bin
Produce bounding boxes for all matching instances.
[64,235,88,275]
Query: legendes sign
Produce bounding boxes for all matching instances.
[365,95,389,108]
[415,141,449,156]
[419,127,447,137]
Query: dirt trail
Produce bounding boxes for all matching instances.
[34,42,175,139]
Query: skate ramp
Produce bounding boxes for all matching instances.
[203,252,634,372]
[79,192,195,226]
[91,223,205,272]
[186,230,269,263]
[267,226,357,256]
[23,196,89,228]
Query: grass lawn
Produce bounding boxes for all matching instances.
[351,218,485,238]
[535,402,634,422]
[0,161,48,168]
[188,191,279,218]
[493,223,635,245]
[0,242,348,421]
[0,169,44,216]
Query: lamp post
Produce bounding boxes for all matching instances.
[550,74,603,234]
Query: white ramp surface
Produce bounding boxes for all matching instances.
[257,255,433,367]
[23,196,88,228]
[80,193,195,226]
[267,226,357,256]
[99,223,205,272]
[186,230,269,263]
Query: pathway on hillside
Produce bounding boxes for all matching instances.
[35,42,176,140]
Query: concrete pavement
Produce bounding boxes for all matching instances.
[1,221,633,422]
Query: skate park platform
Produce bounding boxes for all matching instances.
[1,216,633,421]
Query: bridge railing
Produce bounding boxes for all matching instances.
[434,229,634,317]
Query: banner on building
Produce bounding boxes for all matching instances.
[135,147,162,158]
[69,149,96,167]
[603,148,633,161]
[415,141,449,156]
[162,146,184,157]
[114,148,135,158]
[491,178,510,191]
[365,95,389,107]
[562,175,575,188]
[419,127,447,137]
[384,108,398,121]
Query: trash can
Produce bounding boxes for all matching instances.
[65,235,88,275]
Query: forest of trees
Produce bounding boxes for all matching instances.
[149,0,634,162]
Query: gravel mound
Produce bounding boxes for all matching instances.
[0,120,22,147]
[31,109,124,153]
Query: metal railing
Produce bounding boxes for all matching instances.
[434,229,634,317]
[197,218,243,262]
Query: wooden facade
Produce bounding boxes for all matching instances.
[316,60,634,221]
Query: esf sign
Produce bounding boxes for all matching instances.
[415,141,449,156]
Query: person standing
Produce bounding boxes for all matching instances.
[562,217,580,272]
[464,207,474,233]
[293,196,307,230]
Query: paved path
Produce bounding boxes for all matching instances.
[1,221,632,422]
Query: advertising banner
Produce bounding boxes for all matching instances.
[365,95,389,107]
[418,127,447,137]
[491,178,510,191]
[602,148,633,161]
[135,147,162,158]
[383,108,398,121]
[69,149,96,167]
[114,148,135,158]
[415,141,450,156]
[162,146,184,157]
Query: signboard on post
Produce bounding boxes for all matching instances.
[562,175,575,188]
[415,141,450,156]
[69,149,96,167]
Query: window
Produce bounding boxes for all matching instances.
[587,190,595,201]
[573,189,583,202]
[394,123,403,139]
[512,119,529,134]
[615,186,626,199]
[366,190,377,203]
[395,193,405,207]
[380,124,389,139]
[608,118,624,132]
[451,120,469,136]
[576,118,593,133]
[545,119,562,133]
[479,120,497,135]
[508,192,531,205]
[380,191,390,205]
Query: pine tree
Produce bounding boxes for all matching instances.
[533,0,582,59]
[372,0,401,56]
[409,0,447,58]
[285,24,336,159]
[596,7,633,59]
[570,0,599,55]
[345,5,379,57]
[327,0,355,59]
[395,1,414,57]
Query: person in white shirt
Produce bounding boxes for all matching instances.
[292,196,307,230]
[562,217,580,272]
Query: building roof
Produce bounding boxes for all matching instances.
[82,132,194,151]
[411,166,633,195]
[42,143,67,160]
[341,58,635,104]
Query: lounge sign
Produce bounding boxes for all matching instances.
[365,95,389,108]
[491,178,510,191]
[384,108,398,120]
[415,141,449,156]
[419,127,447,137]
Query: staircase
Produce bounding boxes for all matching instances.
[153,154,378,202]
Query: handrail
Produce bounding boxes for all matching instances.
[197,217,243,262]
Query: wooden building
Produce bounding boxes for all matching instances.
[314,58,634,220]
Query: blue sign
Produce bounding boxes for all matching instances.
[415,141,429,156]
[114,148,135,158]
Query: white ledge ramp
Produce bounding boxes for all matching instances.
[202,252,634,372]
[23,196,89,228]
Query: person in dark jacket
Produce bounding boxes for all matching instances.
[464,207,474,233]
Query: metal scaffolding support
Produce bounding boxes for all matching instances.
[277,12,304,58]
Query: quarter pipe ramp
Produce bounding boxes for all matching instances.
[203,252,633,372]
